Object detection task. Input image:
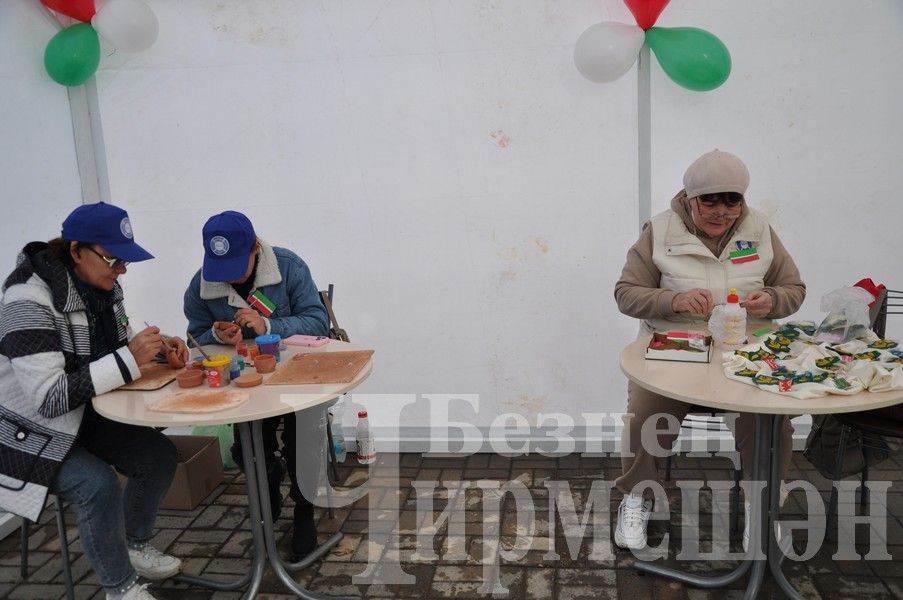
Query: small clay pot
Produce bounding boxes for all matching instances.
[234,373,263,388]
[175,369,204,388]
[255,354,276,374]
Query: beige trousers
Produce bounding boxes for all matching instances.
[615,380,793,495]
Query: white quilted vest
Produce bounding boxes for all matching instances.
[643,207,774,333]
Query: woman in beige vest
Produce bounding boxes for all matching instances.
[612,150,806,550]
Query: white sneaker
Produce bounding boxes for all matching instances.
[128,545,182,580]
[743,501,791,553]
[614,493,653,549]
[108,582,158,600]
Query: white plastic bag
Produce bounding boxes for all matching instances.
[814,286,874,343]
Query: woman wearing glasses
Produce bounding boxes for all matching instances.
[611,150,806,551]
[0,202,188,600]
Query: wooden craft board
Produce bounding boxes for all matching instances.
[265,349,374,385]
[120,363,181,391]
[147,389,249,413]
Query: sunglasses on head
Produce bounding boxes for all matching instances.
[85,246,129,269]
[696,193,744,208]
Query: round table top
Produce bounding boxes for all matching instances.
[92,340,372,427]
[620,336,903,415]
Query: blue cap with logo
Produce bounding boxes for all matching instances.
[202,210,256,282]
[61,202,154,262]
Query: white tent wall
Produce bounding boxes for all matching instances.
[1,1,902,450]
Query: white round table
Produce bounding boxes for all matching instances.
[619,336,903,600]
[93,340,372,600]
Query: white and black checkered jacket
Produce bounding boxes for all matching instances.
[0,243,140,521]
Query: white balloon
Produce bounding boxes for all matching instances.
[574,22,645,83]
[92,0,159,53]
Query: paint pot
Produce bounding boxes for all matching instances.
[202,355,231,386]
[175,369,204,388]
[255,334,281,362]
[254,354,276,374]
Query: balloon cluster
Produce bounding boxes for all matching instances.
[41,0,159,87]
[574,0,731,92]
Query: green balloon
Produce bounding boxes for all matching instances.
[44,23,100,87]
[645,27,731,92]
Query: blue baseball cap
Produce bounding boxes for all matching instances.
[202,210,256,282]
[61,202,154,262]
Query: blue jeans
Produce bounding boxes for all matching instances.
[51,407,177,593]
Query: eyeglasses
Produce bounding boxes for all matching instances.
[85,246,129,270]
[695,196,743,209]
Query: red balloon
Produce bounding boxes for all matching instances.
[41,0,96,23]
[623,0,670,30]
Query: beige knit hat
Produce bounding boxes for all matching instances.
[683,150,749,198]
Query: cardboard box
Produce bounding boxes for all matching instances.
[118,435,224,510]
[645,331,713,363]
[161,435,224,510]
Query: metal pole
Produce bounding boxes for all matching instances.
[637,44,652,231]
[41,6,110,205]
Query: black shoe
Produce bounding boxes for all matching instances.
[290,502,318,561]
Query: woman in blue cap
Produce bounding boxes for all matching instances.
[183,210,329,562]
[0,202,189,600]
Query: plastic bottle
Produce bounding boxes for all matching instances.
[355,410,376,465]
[720,288,747,347]
[328,407,347,462]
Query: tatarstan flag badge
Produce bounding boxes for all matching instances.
[247,290,275,317]
[729,246,759,264]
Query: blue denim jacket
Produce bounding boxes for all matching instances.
[183,242,328,346]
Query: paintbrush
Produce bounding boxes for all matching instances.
[144,321,173,362]
[186,331,212,361]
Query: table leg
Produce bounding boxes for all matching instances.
[766,415,804,600]
[250,419,350,599]
[174,421,266,597]
[633,413,779,596]
[742,413,774,600]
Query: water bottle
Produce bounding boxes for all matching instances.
[356,410,376,465]
[328,407,347,463]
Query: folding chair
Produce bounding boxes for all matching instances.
[826,286,903,541]
[664,411,743,533]
[319,284,352,515]
[20,495,76,600]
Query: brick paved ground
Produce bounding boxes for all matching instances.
[2,451,902,599]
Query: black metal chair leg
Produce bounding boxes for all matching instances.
[731,466,742,533]
[860,464,869,510]
[827,424,849,543]
[664,453,673,481]
[325,417,339,519]
[19,518,29,579]
[56,503,75,600]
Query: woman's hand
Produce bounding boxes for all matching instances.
[672,288,714,316]
[743,290,773,318]
[165,336,190,364]
[233,308,267,336]
[213,321,242,345]
[128,326,163,365]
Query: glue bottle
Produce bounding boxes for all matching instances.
[721,288,747,347]
[356,411,376,465]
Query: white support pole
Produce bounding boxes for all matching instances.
[42,6,109,206]
[67,79,111,204]
[637,44,652,231]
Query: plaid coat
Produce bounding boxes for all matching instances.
[0,243,140,521]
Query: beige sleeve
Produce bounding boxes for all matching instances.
[614,223,680,320]
[761,226,806,318]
